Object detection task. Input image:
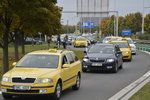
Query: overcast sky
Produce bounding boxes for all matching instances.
[57,0,150,24]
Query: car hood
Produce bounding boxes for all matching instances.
[4,68,57,78]
[87,53,115,59]
[120,48,131,52]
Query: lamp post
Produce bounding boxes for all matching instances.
[142,0,145,34]
[142,0,150,34]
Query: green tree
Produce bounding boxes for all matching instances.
[0,0,62,73]
[144,14,150,33]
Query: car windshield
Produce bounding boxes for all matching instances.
[16,54,59,68]
[88,45,114,54]
[127,39,134,44]
[113,42,129,48]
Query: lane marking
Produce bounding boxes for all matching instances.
[109,51,150,100]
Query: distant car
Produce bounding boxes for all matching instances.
[110,41,132,61]
[1,49,82,100]
[25,38,36,45]
[103,36,123,43]
[122,38,136,55]
[73,37,91,47]
[83,36,97,44]
[82,44,123,73]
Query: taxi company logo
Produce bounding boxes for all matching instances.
[95,58,99,60]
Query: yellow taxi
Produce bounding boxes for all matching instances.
[1,49,82,100]
[122,37,137,55]
[110,41,132,61]
[73,37,90,47]
[103,36,123,43]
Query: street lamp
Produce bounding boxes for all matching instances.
[142,0,150,34]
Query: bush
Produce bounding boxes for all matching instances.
[138,33,150,40]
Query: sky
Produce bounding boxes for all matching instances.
[57,0,150,25]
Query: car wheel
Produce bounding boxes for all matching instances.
[128,56,132,62]
[2,93,13,100]
[52,82,62,100]
[82,68,87,72]
[112,64,118,73]
[72,74,81,90]
[119,64,123,69]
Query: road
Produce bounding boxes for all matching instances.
[0,50,150,100]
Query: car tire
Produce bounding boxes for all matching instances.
[2,93,13,100]
[72,74,81,90]
[119,64,123,69]
[128,56,132,62]
[52,81,62,100]
[112,64,118,73]
[82,68,87,72]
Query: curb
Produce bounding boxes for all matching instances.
[109,51,150,100]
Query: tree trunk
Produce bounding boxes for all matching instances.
[14,31,19,61]
[21,32,25,55]
[2,32,9,74]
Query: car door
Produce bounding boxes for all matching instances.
[115,46,123,67]
[61,55,71,90]
[65,52,77,86]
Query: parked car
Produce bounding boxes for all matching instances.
[82,44,123,73]
[1,49,82,100]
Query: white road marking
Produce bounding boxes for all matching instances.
[109,51,150,100]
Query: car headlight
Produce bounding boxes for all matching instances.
[83,57,89,62]
[2,77,11,82]
[106,59,115,63]
[38,78,53,84]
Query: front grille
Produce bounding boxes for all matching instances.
[7,89,39,93]
[90,58,105,62]
[12,77,36,83]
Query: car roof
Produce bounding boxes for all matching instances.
[28,49,70,55]
[110,40,128,43]
[95,43,115,47]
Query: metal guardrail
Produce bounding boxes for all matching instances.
[136,44,150,52]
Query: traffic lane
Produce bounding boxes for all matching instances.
[0,51,150,100]
[60,51,150,100]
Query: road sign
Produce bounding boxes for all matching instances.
[121,30,132,36]
[81,22,96,28]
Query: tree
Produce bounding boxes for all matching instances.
[0,0,62,74]
[144,14,150,33]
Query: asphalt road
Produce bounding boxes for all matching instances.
[0,50,150,100]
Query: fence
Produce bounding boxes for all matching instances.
[136,44,150,52]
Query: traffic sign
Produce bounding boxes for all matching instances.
[121,29,132,36]
[81,22,96,28]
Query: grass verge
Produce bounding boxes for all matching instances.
[129,82,150,100]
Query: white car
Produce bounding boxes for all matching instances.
[123,38,137,55]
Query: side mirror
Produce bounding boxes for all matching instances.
[62,64,70,68]
[12,62,17,67]
[84,51,87,54]
[117,51,122,54]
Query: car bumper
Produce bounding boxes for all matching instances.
[74,43,87,47]
[1,84,55,95]
[131,49,136,54]
[82,61,116,71]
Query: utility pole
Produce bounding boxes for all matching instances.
[142,0,145,34]
[67,20,69,34]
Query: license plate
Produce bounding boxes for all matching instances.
[13,86,31,90]
[92,63,102,66]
